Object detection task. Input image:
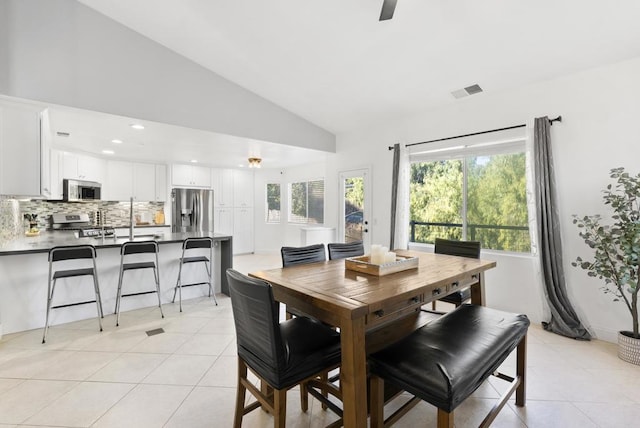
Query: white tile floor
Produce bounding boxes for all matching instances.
[0,252,639,427]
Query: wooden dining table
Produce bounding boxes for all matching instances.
[249,249,496,428]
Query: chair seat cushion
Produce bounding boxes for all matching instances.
[181,256,209,264]
[439,288,471,305]
[242,316,341,390]
[53,267,95,279]
[368,304,529,412]
[123,261,156,271]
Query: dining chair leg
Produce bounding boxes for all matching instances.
[300,380,309,412]
[516,334,527,406]
[437,409,454,428]
[274,388,287,428]
[234,358,248,428]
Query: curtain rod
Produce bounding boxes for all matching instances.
[388,116,562,150]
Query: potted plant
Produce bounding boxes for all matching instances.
[572,167,640,364]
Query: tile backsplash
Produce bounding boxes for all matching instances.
[18,200,167,230]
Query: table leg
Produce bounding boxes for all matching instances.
[340,316,367,428]
[470,271,486,305]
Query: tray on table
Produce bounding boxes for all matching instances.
[345,254,418,276]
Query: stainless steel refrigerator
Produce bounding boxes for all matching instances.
[171,188,214,233]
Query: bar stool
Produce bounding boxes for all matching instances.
[114,240,164,326]
[172,237,218,311]
[42,244,104,343]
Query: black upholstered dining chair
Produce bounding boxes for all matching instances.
[280,244,327,319]
[431,238,481,311]
[281,243,326,267]
[327,241,364,260]
[226,269,342,427]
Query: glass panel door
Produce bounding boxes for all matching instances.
[339,168,371,249]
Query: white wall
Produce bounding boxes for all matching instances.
[253,158,333,252]
[0,0,335,153]
[332,56,640,342]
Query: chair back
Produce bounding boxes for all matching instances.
[434,238,481,259]
[327,241,364,260]
[183,237,213,250]
[49,245,96,262]
[281,244,326,267]
[121,240,158,256]
[226,269,285,376]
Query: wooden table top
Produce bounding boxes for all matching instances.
[249,249,496,321]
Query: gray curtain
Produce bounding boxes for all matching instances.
[534,117,591,340]
[389,143,400,250]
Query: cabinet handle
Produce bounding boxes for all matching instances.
[451,281,459,288]
[374,309,385,318]
[432,288,442,296]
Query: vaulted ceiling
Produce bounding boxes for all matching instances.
[76,0,640,134]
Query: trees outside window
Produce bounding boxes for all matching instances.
[266,183,281,223]
[410,151,530,253]
[289,179,324,224]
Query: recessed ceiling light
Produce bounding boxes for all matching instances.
[190,159,198,163]
[111,139,123,144]
[102,150,114,155]
[130,124,145,130]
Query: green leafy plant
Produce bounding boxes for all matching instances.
[572,167,640,338]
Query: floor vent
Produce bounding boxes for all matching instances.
[146,328,165,337]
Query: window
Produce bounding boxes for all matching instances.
[266,183,281,223]
[409,141,530,252]
[289,179,324,224]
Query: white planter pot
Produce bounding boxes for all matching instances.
[618,331,640,365]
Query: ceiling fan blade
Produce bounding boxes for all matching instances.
[379,0,398,21]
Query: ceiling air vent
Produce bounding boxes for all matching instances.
[56,131,70,137]
[451,84,484,99]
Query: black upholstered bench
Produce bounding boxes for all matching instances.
[368,304,530,428]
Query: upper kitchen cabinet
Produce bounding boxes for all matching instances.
[233,169,254,207]
[62,151,105,183]
[134,162,155,201]
[211,168,234,207]
[105,160,133,201]
[171,164,211,188]
[105,161,167,201]
[155,164,167,201]
[0,102,47,197]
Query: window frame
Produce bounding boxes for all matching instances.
[287,178,325,224]
[409,137,530,253]
[265,182,282,224]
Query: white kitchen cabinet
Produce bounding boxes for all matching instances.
[49,149,63,199]
[0,102,44,197]
[233,169,254,207]
[133,163,156,201]
[171,164,211,187]
[105,160,134,201]
[62,152,105,183]
[214,207,234,235]
[233,207,254,254]
[155,164,167,201]
[211,168,234,207]
[40,109,52,198]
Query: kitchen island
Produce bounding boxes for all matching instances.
[0,230,232,335]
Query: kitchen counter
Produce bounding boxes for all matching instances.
[0,229,230,256]
[0,230,233,335]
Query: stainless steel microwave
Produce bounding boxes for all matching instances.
[63,179,102,201]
